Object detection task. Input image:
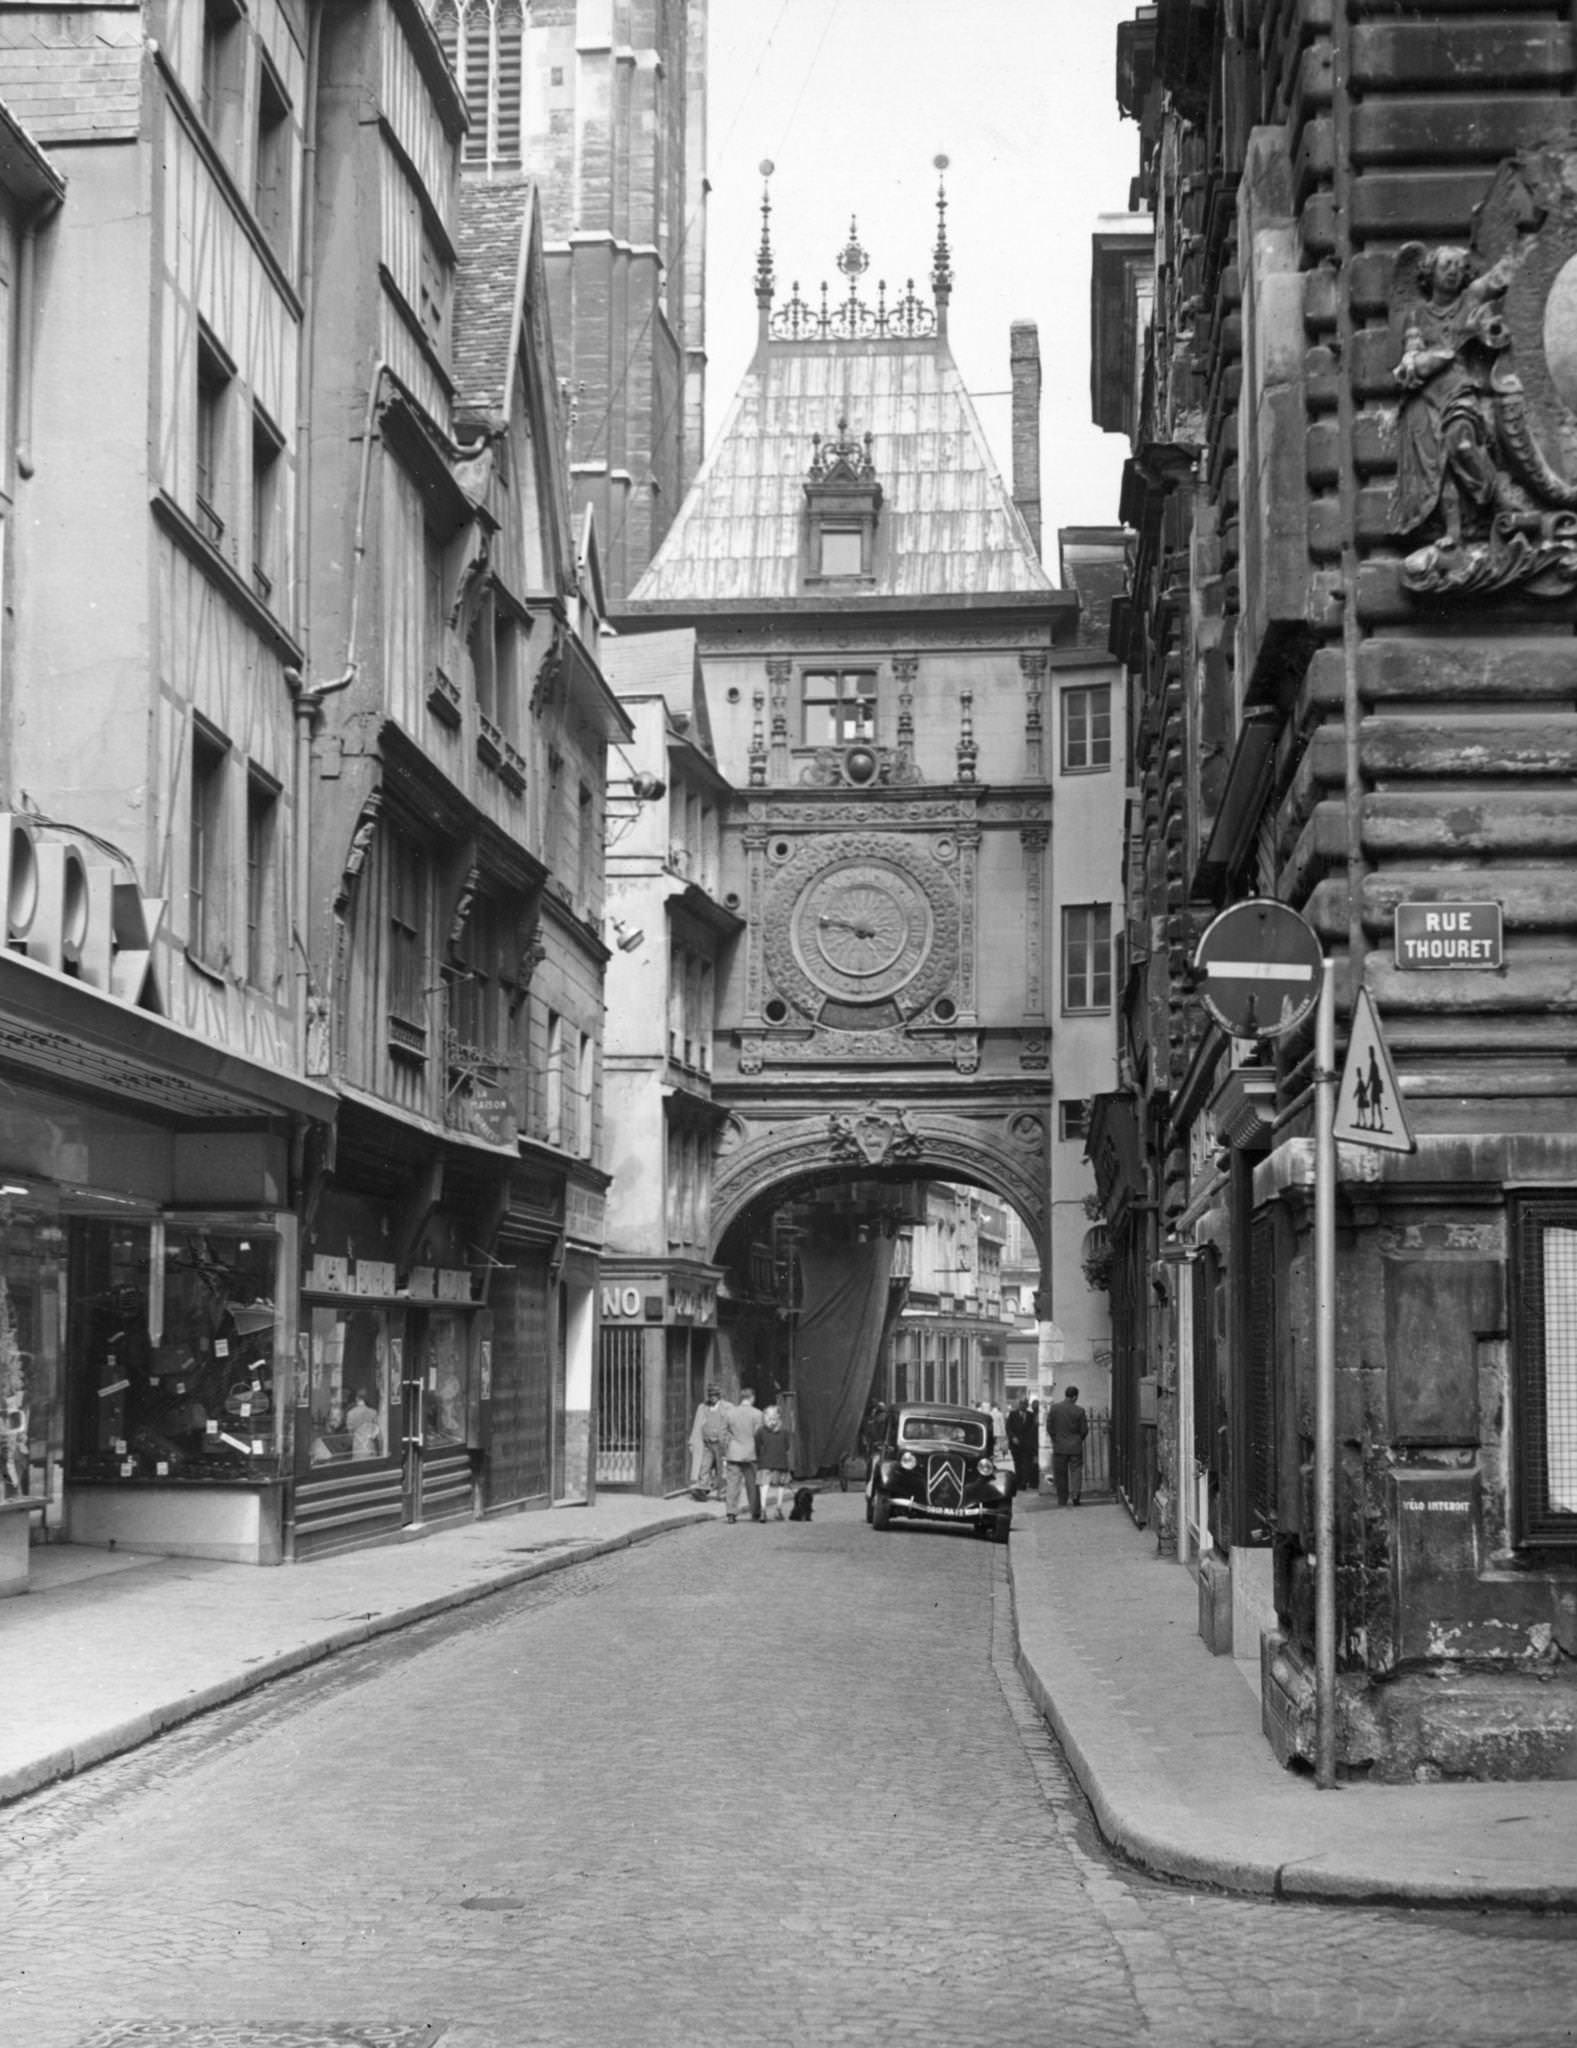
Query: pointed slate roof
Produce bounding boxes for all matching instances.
[632,335,1053,604]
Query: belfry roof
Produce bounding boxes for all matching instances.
[631,335,1053,604]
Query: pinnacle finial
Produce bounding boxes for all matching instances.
[755,159,776,309]
[931,153,953,308]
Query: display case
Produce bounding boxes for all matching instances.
[67,1215,286,1485]
[305,1301,402,1466]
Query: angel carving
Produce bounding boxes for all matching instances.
[1389,240,1577,596]
[1388,243,1522,542]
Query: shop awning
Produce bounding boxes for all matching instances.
[0,953,337,1126]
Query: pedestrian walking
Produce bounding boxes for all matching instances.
[721,1385,764,1523]
[756,1403,793,1521]
[689,1384,729,1500]
[1047,1384,1089,1506]
[1006,1394,1039,1493]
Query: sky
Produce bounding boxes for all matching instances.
[699,0,1143,582]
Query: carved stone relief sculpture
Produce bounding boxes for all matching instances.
[1387,148,1577,599]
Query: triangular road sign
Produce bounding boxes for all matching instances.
[1334,987,1415,1152]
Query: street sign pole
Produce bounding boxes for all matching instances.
[1314,958,1338,1790]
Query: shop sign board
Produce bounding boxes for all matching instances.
[1333,987,1415,1153]
[1192,899,1323,1040]
[1393,901,1502,970]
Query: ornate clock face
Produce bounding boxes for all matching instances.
[790,861,934,1003]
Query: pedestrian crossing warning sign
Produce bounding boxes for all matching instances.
[1334,987,1415,1152]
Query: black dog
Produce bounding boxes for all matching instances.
[788,1487,815,1522]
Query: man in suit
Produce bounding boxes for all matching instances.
[1047,1385,1089,1507]
[721,1386,765,1523]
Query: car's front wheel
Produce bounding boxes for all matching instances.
[872,1491,893,1531]
[865,1483,874,1525]
[992,1514,1012,1545]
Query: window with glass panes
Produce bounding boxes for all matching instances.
[802,669,876,746]
[387,834,428,1034]
[1062,904,1113,1013]
[1511,1196,1577,1544]
[1062,684,1112,772]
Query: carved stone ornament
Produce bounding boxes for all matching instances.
[827,1105,926,1167]
[1388,148,1577,598]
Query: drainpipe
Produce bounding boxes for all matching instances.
[285,356,387,1065]
[15,190,62,481]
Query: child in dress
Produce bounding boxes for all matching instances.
[756,1403,793,1522]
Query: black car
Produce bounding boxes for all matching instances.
[866,1402,1013,1543]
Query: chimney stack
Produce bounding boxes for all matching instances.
[1009,320,1043,560]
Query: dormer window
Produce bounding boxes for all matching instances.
[818,526,864,577]
[803,417,882,587]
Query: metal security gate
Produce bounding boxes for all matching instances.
[596,1326,644,1486]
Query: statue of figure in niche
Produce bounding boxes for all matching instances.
[1389,240,1577,596]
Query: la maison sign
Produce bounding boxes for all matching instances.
[2,812,163,1006]
[1394,902,1503,971]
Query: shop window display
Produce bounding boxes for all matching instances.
[419,1309,469,1447]
[1,1188,58,1503]
[68,1219,282,1483]
[307,1303,400,1465]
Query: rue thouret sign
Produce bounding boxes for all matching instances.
[1192,899,1324,1041]
[1394,901,1503,970]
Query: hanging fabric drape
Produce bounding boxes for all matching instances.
[791,1234,897,1473]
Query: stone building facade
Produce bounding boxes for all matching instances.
[613,181,1122,1476]
[1096,0,1577,1777]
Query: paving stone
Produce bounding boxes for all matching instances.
[3,1500,1577,2048]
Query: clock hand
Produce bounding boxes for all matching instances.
[819,916,878,940]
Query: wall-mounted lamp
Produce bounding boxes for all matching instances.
[611,919,645,953]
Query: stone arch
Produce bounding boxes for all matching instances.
[710,1102,1051,1300]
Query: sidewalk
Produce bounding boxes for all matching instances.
[1009,1491,1577,1907]
[3,1488,1574,1907]
[0,1493,710,1803]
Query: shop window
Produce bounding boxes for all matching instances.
[305,1302,399,1467]
[802,669,875,746]
[1062,683,1112,772]
[1511,1196,1577,1546]
[418,1308,470,1448]
[1,1185,56,1505]
[67,1218,282,1484]
[1062,903,1113,1013]
[189,722,228,970]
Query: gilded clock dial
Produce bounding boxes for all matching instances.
[790,862,934,1003]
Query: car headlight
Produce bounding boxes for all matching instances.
[977,1456,995,1477]
[899,1450,917,1470]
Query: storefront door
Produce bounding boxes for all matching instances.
[402,1306,476,1526]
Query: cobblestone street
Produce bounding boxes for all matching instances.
[4,1498,1577,2048]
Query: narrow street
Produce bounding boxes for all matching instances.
[4,1502,1576,2048]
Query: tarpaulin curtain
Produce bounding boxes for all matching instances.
[791,1236,897,1474]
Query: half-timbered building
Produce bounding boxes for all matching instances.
[0,4,334,1569]
[295,8,628,1555]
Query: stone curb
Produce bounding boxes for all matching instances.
[1005,1542,1577,1911]
[0,1510,712,1811]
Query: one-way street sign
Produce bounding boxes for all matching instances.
[1192,899,1323,1041]
[1334,987,1415,1153]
